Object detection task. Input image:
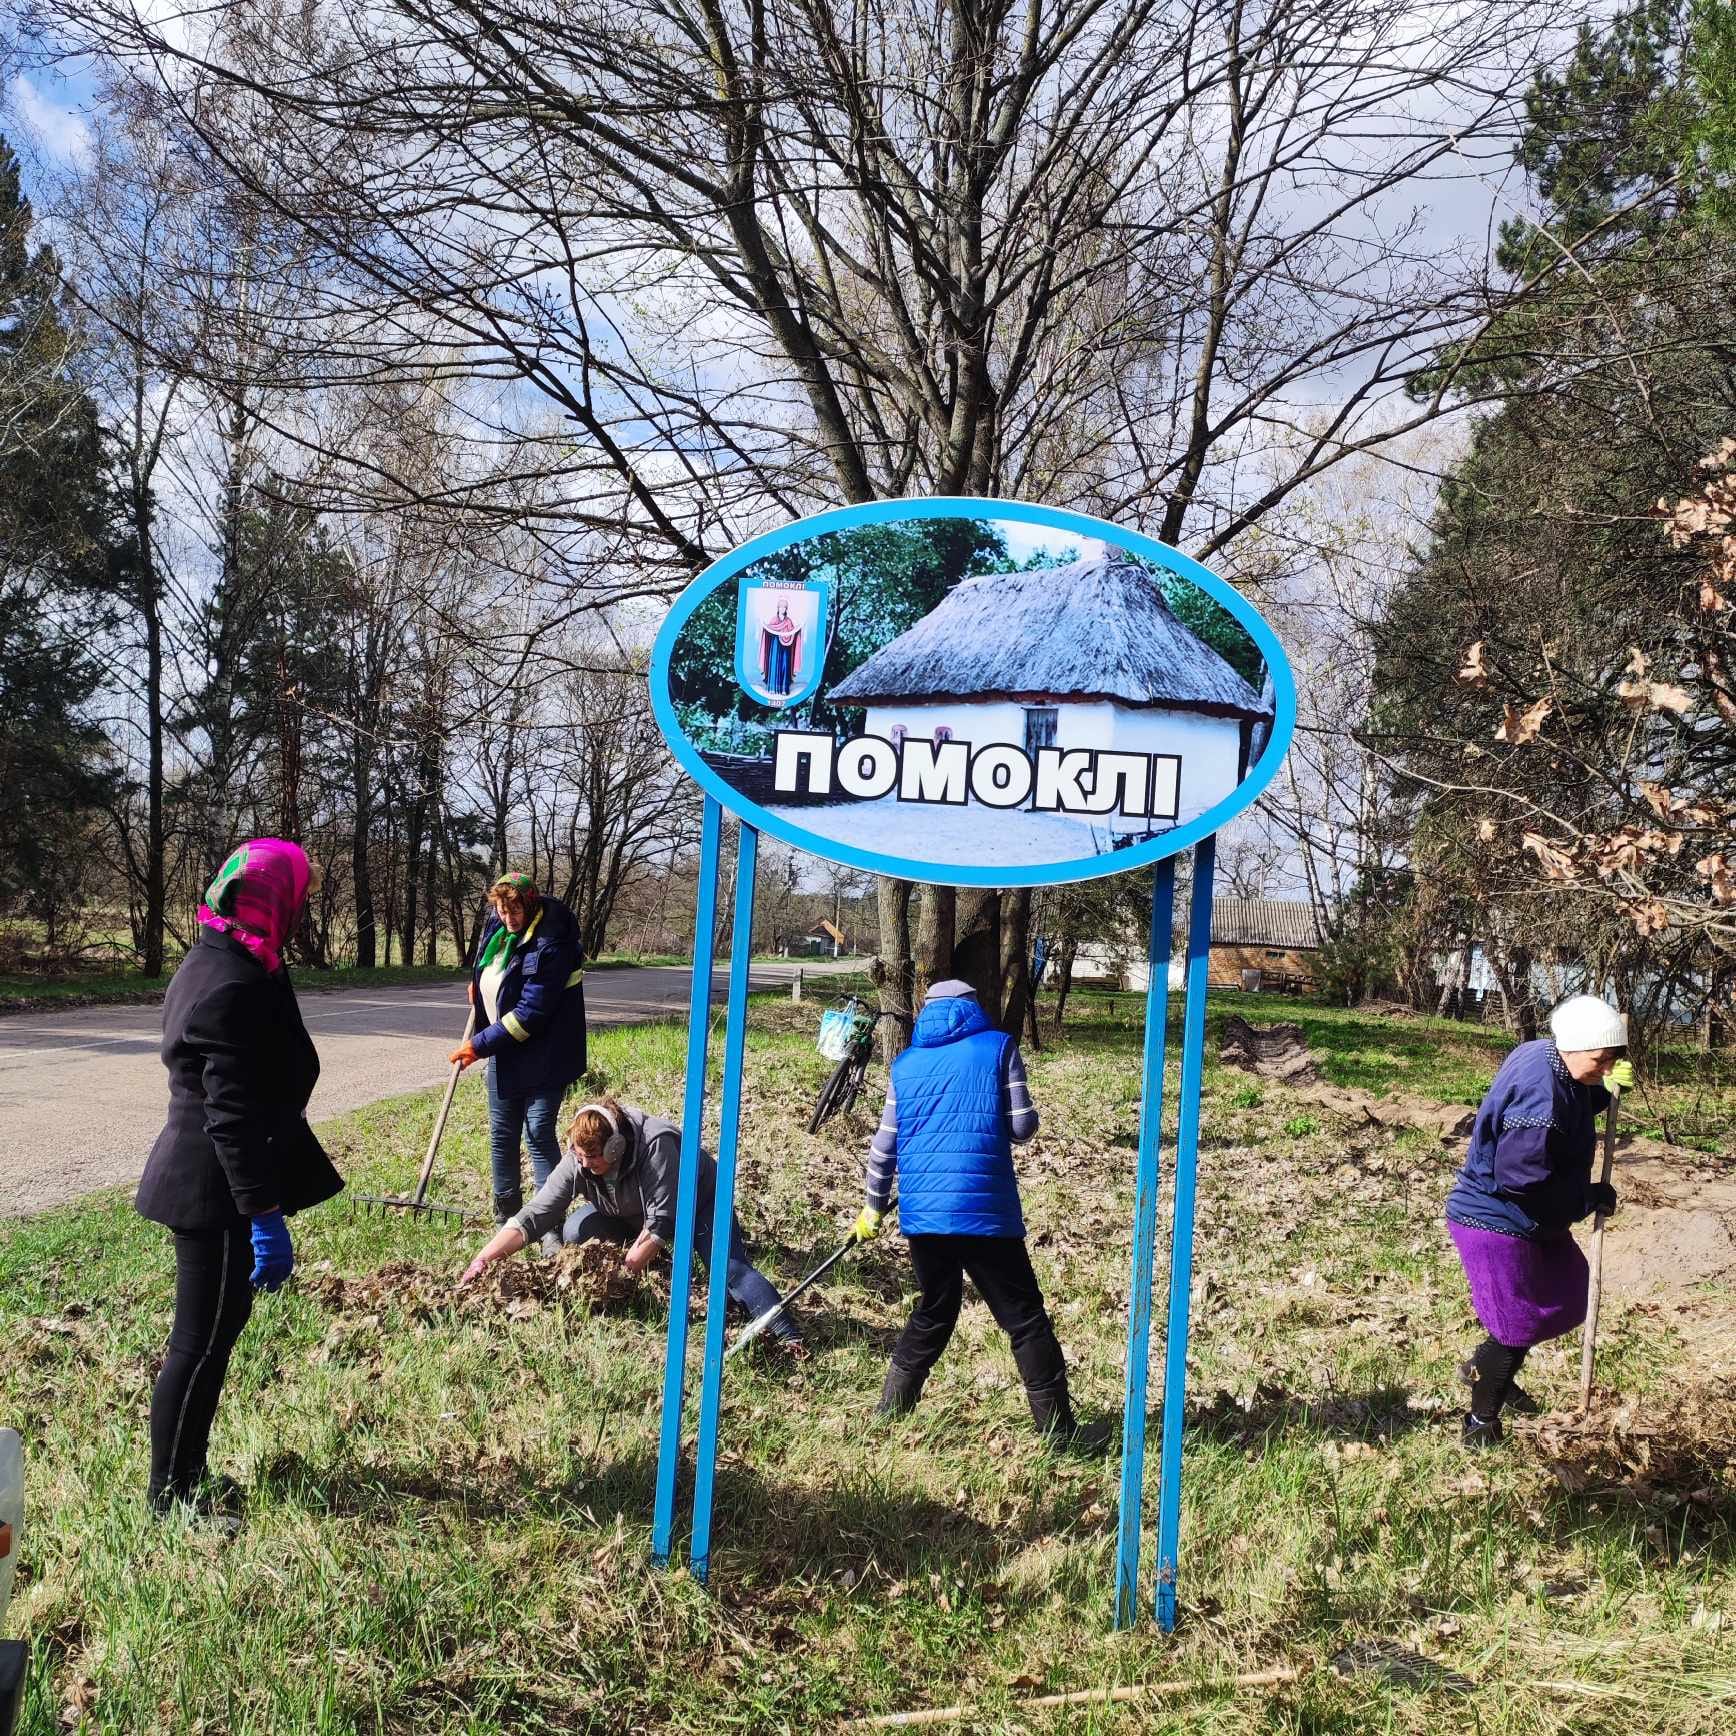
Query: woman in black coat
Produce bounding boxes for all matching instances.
[135,839,342,1518]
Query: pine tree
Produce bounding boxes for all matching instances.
[0,132,119,940]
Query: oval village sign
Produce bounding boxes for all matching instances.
[649,499,1297,887]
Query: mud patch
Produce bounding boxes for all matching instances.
[1293,1084,1475,1142]
[1601,1207,1736,1294]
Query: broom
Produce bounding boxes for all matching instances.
[356,1006,477,1225]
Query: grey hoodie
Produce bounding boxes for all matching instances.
[511,1103,713,1244]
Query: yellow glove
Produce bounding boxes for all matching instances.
[1607,1058,1635,1093]
[852,1207,883,1243]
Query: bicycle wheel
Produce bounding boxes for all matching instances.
[809,1058,856,1134]
[839,1058,869,1119]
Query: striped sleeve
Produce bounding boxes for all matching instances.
[1005,1046,1038,1143]
[864,1079,898,1213]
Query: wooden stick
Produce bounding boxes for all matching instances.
[850,1666,1298,1729]
[410,1007,477,1208]
[1578,1086,1621,1410]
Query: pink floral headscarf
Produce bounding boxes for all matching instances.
[197,839,312,974]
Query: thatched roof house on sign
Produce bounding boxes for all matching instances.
[832,548,1267,718]
[826,547,1272,838]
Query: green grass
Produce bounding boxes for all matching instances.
[1058,988,1736,1150]
[3,999,1734,1731]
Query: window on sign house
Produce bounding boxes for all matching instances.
[932,725,953,744]
[1023,707,1058,754]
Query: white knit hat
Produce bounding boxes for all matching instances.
[1549,994,1627,1052]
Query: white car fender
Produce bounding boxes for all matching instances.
[0,1429,20,1631]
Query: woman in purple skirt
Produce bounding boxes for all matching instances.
[1445,995,1633,1446]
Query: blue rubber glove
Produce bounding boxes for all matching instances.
[249,1209,294,1291]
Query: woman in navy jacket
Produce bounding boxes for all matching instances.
[136,839,343,1519]
[449,873,589,1225]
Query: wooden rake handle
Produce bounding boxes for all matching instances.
[410,1006,478,1208]
[1578,1087,1621,1410]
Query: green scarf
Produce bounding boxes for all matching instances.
[477,881,539,974]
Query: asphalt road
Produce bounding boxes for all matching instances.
[0,961,857,1219]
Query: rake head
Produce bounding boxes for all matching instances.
[353,1192,475,1226]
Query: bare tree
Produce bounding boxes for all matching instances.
[42,0,1573,997]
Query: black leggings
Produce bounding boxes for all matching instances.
[1466,1335,1529,1420]
[148,1227,255,1504]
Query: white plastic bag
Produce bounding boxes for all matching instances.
[816,1008,853,1061]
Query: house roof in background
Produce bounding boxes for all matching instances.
[1211,897,1322,950]
[829,550,1270,718]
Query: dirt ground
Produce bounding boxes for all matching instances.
[1221,1015,1736,1396]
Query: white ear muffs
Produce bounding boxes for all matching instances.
[573,1102,626,1164]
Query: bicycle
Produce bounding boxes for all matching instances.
[808,996,896,1133]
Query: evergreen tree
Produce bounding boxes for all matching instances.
[0,133,118,938]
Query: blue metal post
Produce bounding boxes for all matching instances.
[1155,833,1215,1631]
[689,823,758,1582]
[651,795,723,1566]
[1113,858,1177,1628]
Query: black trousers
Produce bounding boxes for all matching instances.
[148,1226,255,1503]
[891,1233,1066,1393]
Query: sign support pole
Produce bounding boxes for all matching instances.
[1113,857,1177,1627]
[652,794,724,1566]
[1155,834,1215,1631]
[689,822,759,1582]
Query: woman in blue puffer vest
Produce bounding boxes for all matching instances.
[851,980,1109,1453]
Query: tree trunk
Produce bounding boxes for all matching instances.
[400,791,423,969]
[352,773,376,968]
[874,876,915,1057]
[423,793,440,967]
[1490,944,1538,1041]
[1052,935,1078,1031]
[139,550,166,978]
[914,883,954,998]
[998,888,1034,1041]
[953,888,1002,1021]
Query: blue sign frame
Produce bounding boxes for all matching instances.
[650,498,1297,888]
[647,498,1298,1640]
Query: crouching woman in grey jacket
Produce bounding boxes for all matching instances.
[456,1098,805,1355]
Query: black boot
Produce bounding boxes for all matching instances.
[877,1365,925,1418]
[1461,1410,1503,1450]
[149,1477,244,1537]
[1026,1379,1114,1455]
[492,1189,522,1227]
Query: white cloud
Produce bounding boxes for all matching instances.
[7,74,93,167]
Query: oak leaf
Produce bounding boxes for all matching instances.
[1495,696,1552,744]
[1455,641,1488,686]
[1695,854,1736,906]
[1627,899,1672,936]
[1522,833,1576,882]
